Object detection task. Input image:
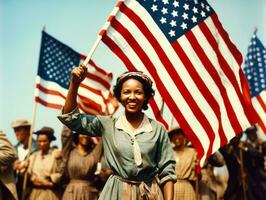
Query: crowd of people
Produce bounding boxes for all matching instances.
[1,67,266,200]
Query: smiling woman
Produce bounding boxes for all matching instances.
[58,64,177,200]
[26,127,62,200]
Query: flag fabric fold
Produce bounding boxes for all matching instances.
[243,31,266,134]
[100,0,257,165]
[35,31,118,115]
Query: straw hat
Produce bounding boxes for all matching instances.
[11,119,31,128]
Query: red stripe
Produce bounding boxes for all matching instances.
[80,83,103,95]
[78,102,101,115]
[36,84,66,99]
[78,94,103,112]
[257,95,266,113]
[35,97,62,110]
[239,70,259,125]
[172,40,227,150]
[85,73,111,90]
[109,17,206,160]
[116,5,210,156]
[101,34,169,127]
[88,59,113,78]
[149,98,168,129]
[182,30,239,143]
[200,19,254,127]
[211,14,242,66]
[79,55,113,78]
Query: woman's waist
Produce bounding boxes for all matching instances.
[69,178,96,186]
[112,174,158,185]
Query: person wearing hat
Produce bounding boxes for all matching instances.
[11,119,38,162]
[0,130,18,200]
[11,119,38,199]
[58,65,176,200]
[25,126,62,200]
[241,126,266,200]
[168,127,198,200]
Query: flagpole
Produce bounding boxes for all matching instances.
[21,101,38,200]
[82,0,123,66]
[239,147,247,200]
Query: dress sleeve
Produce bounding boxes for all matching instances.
[0,132,17,166]
[58,107,104,137]
[156,125,177,185]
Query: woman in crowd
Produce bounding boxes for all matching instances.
[168,127,198,200]
[58,64,176,200]
[26,127,62,200]
[59,125,103,200]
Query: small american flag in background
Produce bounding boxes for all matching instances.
[100,0,257,165]
[243,31,266,134]
[35,31,118,115]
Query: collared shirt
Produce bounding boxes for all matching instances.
[17,144,29,161]
[58,108,176,199]
[115,114,153,136]
[115,114,152,166]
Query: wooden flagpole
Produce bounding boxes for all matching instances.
[21,101,37,200]
[239,147,247,200]
[82,0,123,66]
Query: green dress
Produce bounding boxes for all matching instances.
[58,108,176,200]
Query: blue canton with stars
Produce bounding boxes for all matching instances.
[38,31,80,89]
[244,33,266,97]
[137,0,214,43]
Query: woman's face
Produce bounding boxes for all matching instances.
[37,134,50,153]
[172,134,186,148]
[120,79,146,115]
[78,134,92,146]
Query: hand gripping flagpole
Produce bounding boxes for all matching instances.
[82,0,124,66]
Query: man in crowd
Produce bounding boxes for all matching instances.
[11,119,38,199]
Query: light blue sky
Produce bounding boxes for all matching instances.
[1,0,266,147]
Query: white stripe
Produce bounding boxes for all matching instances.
[253,92,266,127]
[34,88,66,105]
[204,18,251,130]
[82,78,109,91]
[78,87,106,107]
[186,26,237,140]
[108,21,211,165]
[35,76,108,112]
[121,1,210,159]
[87,64,113,84]
[205,17,242,92]
[107,26,165,121]
[35,76,68,96]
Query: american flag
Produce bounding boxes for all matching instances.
[243,31,266,134]
[100,0,257,165]
[35,31,118,115]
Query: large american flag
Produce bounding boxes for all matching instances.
[243,31,266,134]
[35,31,118,115]
[100,0,257,165]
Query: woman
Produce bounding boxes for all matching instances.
[168,127,198,200]
[27,127,62,200]
[58,65,176,200]
[59,125,103,200]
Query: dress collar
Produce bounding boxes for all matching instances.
[115,114,152,136]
